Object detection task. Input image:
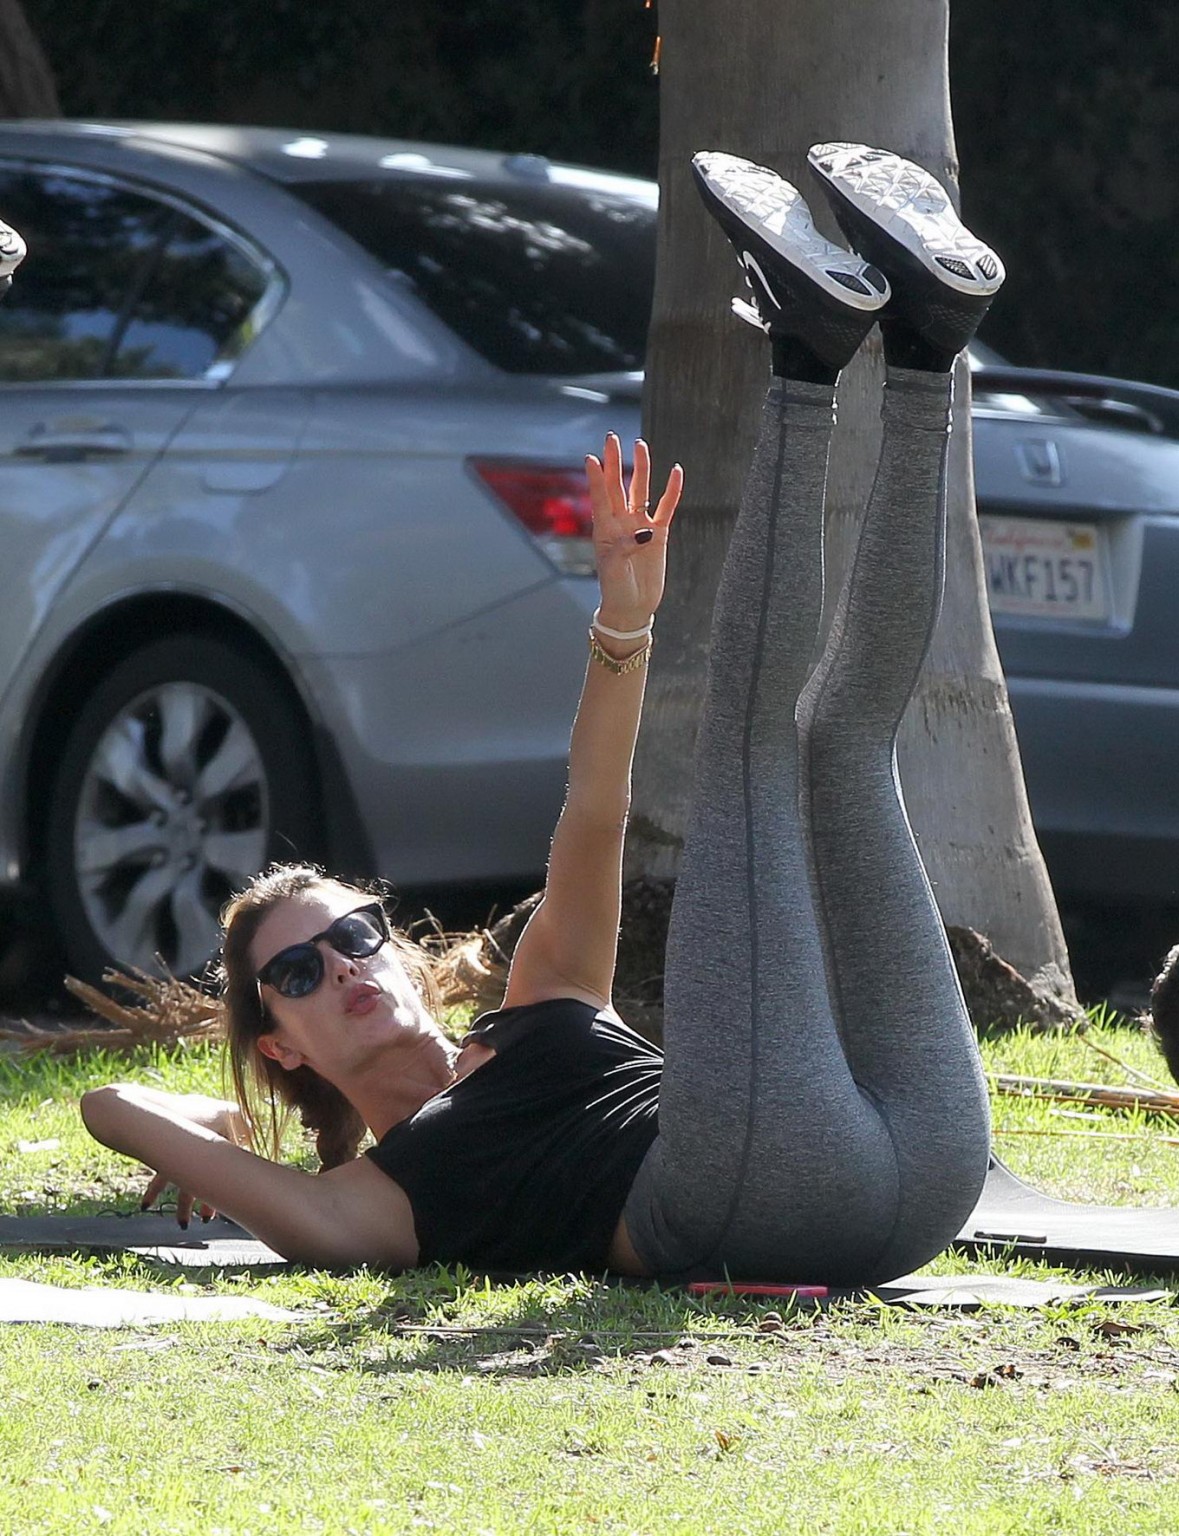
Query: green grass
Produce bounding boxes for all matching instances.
[3,1018,1179,1534]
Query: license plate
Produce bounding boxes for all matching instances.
[979,515,1110,622]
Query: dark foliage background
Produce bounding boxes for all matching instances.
[18,0,1179,386]
[952,0,1179,386]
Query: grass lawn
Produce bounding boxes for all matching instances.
[1,1017,1179,1535]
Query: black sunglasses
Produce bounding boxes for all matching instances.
[255,902,391,999]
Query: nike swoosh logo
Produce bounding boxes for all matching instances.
[740,251,781,311]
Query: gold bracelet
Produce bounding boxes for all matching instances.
[588,629,652,674]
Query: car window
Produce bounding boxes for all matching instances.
[293,175,655,375]
[0,166,272,384]
[0,167,167,382]
[112,213,269,380]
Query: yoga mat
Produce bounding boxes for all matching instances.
[0,1212,283,1268]
[0,1209,1169,1308]
[689,1276,1170,1308]
[845,1274,1168,1308]
[956,1157,1179,1273]
[0,1277,300,1327]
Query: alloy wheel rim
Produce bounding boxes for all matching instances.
[73,681,269,975]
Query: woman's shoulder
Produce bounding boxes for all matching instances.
[464,996,602,1052]
[463,997,661,1063]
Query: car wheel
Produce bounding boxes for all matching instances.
[44,635,320,981]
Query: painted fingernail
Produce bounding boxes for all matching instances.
[178,1219,189,1231]
[635,529,654,545]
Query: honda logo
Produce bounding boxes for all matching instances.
[1015,438,1064,487]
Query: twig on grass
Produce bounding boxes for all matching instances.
[993,1073,1179,1118]
[1076,1033,1171,1092]
[995,1126,1179,1146]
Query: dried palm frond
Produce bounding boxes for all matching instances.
[414,897,539,1015]
[0,968,224,1056]
[428,930,508,1014]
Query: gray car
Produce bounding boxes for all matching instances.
[971,347,1179,906]
[0,121,652,979]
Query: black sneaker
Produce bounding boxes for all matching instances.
[0,219,26,298]
[807,143,1004,371]
[692,151,889,380]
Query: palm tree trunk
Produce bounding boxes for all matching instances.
[627,0,1075,999]
[0,0,60,117]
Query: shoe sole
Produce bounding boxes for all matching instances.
[807,144,1003,354]
[692,152,890,317]
[0,223,26,281]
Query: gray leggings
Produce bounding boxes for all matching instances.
[622,367,991,1286]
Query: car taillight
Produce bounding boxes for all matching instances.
[470,461,597,577]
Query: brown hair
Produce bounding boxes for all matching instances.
[1151,943,1179,1087]
[219,863,439,1169]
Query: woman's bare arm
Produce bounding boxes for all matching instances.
[81,1083,417,1269]
[505,436,681,1011]
[125,1086,246,1225]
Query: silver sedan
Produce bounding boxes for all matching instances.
[0,122,651,979]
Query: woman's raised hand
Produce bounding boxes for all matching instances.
[585,436,682,636]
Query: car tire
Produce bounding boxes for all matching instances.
[44,635,321,983]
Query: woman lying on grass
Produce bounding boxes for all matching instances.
[84,426,678,1275]
[84,142,1002,1284]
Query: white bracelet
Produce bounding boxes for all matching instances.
[592,607,654,642]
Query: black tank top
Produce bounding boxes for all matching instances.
[365,998,662,1271]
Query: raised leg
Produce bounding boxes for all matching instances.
[624,148,1000,1284]
[624,156,898,1280]
[624,376,901,1279]
[795,366,990,1281]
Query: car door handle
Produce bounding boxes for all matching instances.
[14,422,132,462]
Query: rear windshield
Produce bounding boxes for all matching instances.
[293,175,655,375]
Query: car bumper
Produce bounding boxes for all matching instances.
[1008,675,1179,902]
